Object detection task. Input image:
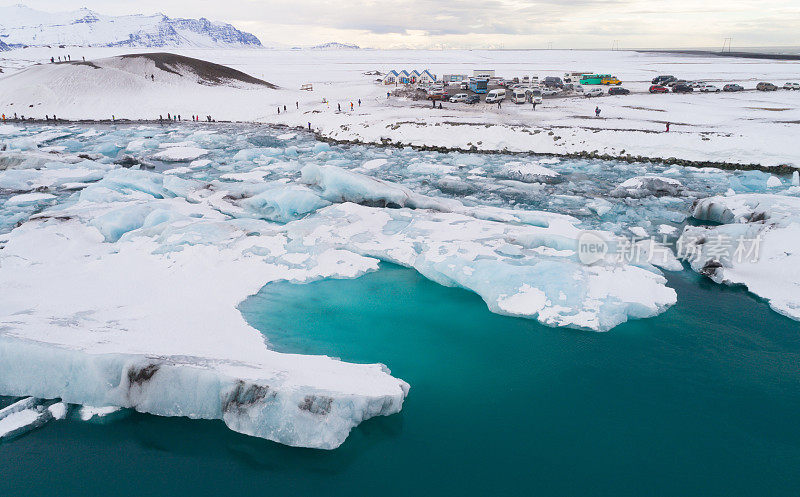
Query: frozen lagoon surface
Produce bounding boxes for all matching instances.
[1,122,800,493]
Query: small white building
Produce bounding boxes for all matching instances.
[382,70,399,85]
[397,70,411,84]
[418,70,437,84]
[409,70,421,83]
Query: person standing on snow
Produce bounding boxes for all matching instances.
[666,122,670,132]
[296,102,299,109]
[595,106,601,117]
[358,99,361,107]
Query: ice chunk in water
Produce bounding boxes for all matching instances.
[241,185,332,223]
[151,147,208,162]
[611,176,682,198]
[679,194,800,320]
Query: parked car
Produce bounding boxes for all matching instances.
[608,87,630,95]
[449,93,468,103]
[585,88,605,98]
[652,75,677,85]
[649,85,669,93]
[688,81,707,88]
[756,82,778,91]
[698,84,720,93]
[427,91,449,101]
[723,84,744,92]
[672,84,694,93]
[466,95,481,104]
[783,82,800,90]
[460,82,469,90]
[667,80,687,87]
[541,88,559,96]
[543,76,564,88]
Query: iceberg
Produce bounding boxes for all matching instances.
[678,194,800,320]
[151,147,208,162]
[611,176,682,198]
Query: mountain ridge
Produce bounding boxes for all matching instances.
[0,5,262,49]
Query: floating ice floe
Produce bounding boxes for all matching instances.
[79,405,123,421]
[611,176,682,198]
[0,397,61,441]
[151,146,208,162]
[495,161,560,184]
[4,192,56,206]
[678,194,800,320]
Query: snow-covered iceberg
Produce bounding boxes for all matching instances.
[677,194,800,320]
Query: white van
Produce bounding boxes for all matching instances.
[512,90,527,104]
[485,89,506,103]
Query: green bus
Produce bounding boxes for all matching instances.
[580,74,622,85]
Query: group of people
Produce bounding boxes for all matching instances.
[49,55,85,63]
[278,101,304,114]
[158,114,214,123]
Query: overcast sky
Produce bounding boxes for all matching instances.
[5,0,800,49]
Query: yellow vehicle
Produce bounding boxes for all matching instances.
[580,74,623,85]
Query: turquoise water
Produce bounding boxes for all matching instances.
[2,263,799,496]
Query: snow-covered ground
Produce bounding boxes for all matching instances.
[1,48,799,167]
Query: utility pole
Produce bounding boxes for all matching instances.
[722,38,732,53]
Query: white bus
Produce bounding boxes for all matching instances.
[485,89,506,103]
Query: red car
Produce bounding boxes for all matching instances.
[427,92,449,101]
[649,85,668,93]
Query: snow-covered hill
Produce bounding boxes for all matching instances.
[0,53,277,120]
[308,42,360,50]
[0,5,262,48]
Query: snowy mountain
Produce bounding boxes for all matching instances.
[306,42,361,50]
[0,5,262,48]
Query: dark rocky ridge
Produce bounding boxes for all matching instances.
[119,53,277,88]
